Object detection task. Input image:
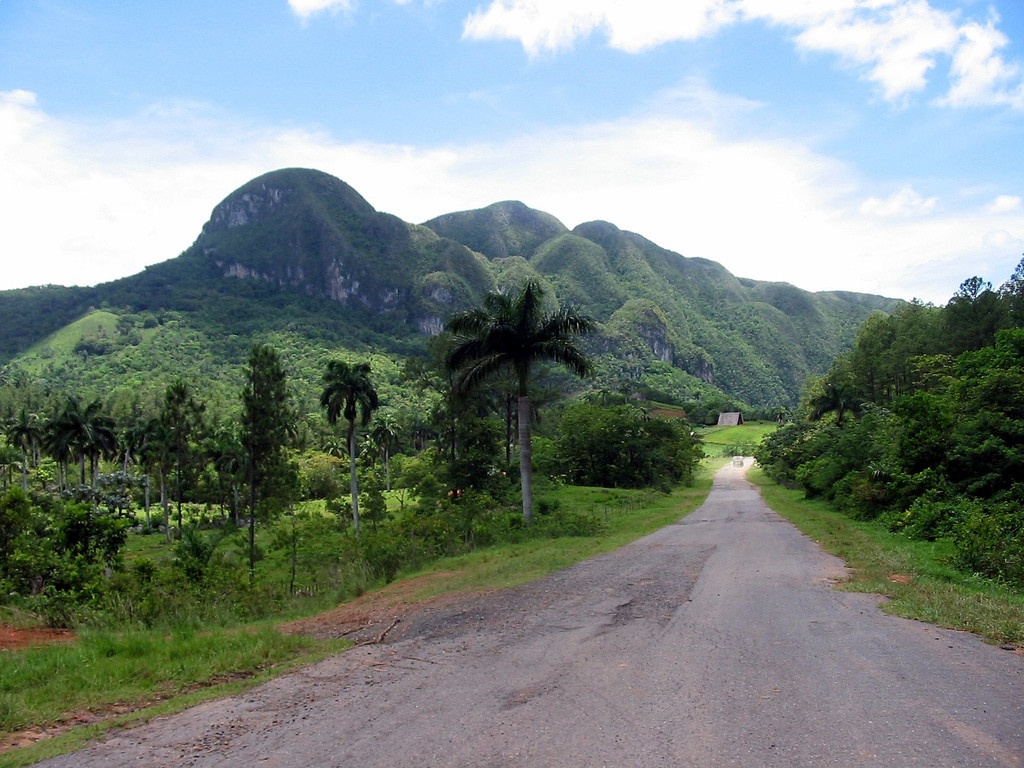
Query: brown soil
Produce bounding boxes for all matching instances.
[886,573,913,584]
[0,625,76,651]
[278,571,488,644]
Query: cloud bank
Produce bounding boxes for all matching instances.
[3,87,1021,303]
[460,0,1024,108]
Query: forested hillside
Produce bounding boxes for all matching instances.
[0,168,898,414]
[756,263,1024,588]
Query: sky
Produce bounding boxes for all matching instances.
[2,1,1024,304]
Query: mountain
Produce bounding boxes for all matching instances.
[421,203,897,404]
[0,168,900,412]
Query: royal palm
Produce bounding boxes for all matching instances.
[445,279,593,523]
[320,360,379,536]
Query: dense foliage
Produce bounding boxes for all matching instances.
[553,403,703,490]
[0,281,706,630]
[756,260,1024,588]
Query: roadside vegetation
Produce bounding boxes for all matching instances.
[0,470,716,767]
[752,259,1024,644]
[0,280,711,764]
[749,467,1024,646]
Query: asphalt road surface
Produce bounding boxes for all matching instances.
[38,460,1024,767]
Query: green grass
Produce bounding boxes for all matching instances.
[748,466,1024,647]
[699,421,777,457]
[1,464,719,764]
[15,310,122,378]
[405,469,718,598]
[0,626,348,767]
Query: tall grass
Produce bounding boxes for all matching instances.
[0,627,347,766]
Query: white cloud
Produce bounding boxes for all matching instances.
[783,1,959,101]
[988,195,1023,214]
[288,0,355,18]
[3,88,1023,303]
[462,0,738,55]
[859,186,938,218]
[939,16,1024,108]
[462,0,1024,108]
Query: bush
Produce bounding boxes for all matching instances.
[952,500,1024,587]
[887,494,965,541]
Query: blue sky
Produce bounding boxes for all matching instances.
[3,1,1024,304]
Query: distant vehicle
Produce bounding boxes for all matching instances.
[732,456,745,467]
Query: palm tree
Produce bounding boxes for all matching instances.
[138,417,174,540]
[809,380,861,427]
[7,409,43,492]
[445,279,594,523]
[320,360,379,536]
[371,412,399,491]
[46,396,117,488]
[205,424,245,525]
[159,381,205,534]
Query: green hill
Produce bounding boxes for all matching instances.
[0,167,900,415]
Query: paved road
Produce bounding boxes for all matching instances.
[39,461,1024,767]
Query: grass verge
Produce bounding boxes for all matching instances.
[748,466,1024,647]
[1,463,719,765]
[0,627,349,767]
[405,465,719,599]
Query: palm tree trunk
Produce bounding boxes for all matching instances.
[249,460,257,584]
[348,420,361,537]
[505,394,515,467]
[518,395,533,524]
[160,471,170,543]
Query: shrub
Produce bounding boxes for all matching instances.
[952,500,1024,587]
[887,494,965,541]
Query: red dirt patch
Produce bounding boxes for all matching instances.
[0,625,76,651]
[279,571,486,644]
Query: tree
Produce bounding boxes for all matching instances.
[944,276,1008,353]
[205,423,245,525]
[46,396,117,488]
[6,409,42,492]
[444,279,594,523]
[159,381,205,534]
[371,412,399,491]
[320,360,379,536]
[138,417,174,539]
[555,403,703,489]
[808,377,861,427]
[1000,256,1024,327]
[240,344,294,580]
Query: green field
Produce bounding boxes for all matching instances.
[698,420,777,457]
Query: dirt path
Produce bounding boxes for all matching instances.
[36,462,1024,767]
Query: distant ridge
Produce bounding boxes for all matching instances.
[0,168,901,407]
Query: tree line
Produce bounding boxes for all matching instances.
[756,258,1024,588]
[0,280,704,628]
